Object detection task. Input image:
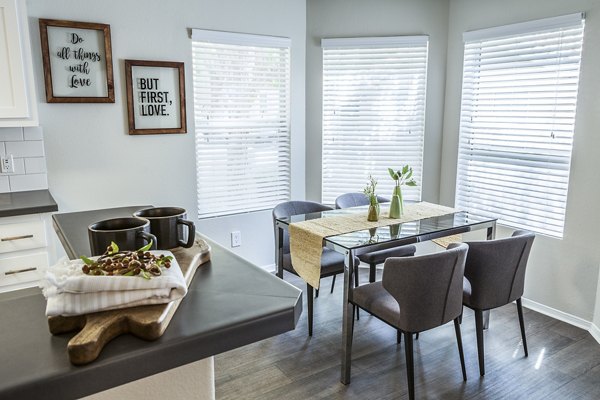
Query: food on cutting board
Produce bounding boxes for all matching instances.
[80,241,173,279]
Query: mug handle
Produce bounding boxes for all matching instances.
[137,231,158,250]
[177,219,196,248]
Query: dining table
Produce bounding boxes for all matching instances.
[274,202,497,384]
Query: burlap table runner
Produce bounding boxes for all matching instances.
[289,202,461,289]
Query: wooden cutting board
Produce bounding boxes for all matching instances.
[47,238,211,365]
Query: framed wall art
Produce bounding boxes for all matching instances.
[124,60,187,135]
[39,19,114,103]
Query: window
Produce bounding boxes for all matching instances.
[321,36,428,204]
[191,30,291,218]
[456,13,585,238]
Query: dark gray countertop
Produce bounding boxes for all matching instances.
[0,189,58,217]
[52,205,152,258]
[0,207,302,400]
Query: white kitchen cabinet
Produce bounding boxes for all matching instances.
[0,213,56,293]
[0,0,38,127]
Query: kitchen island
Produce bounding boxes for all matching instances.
[0,206,302,400]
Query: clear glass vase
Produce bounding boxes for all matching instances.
[367,201,380,222]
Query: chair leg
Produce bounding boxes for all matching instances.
[474,309,485,376]
[517,298,528,357]
[369,263,376,283]
[315,288,319,298]
[307,284,314,336]
[330,274,336,293]
[454,318,467,381]
[458,307,463,324]
[404,332,415,400]
[397,330,402,344]
[415,332,419,340]
[356,305,360,321]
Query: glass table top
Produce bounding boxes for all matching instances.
[275,205,497,251]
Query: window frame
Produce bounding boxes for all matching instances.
[455,13,585,238]
[191,29,292,219]
[320,36,429,205]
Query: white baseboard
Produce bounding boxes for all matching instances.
[521,297,591,331]
[260,263,276,272]
[590,323,600,344]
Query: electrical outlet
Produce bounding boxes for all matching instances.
[1,155,14,173]
[231,231,242,247]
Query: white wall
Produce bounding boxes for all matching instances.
[440,0,600,321]
[305,0,449,203]
[26,0,306,267]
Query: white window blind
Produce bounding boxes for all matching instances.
[191,29,291,218]
[456,13,585,238]
[321,36,428,204]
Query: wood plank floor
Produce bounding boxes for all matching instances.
[215,269,600,399]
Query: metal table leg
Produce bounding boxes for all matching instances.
[483,223,496,329]
[341,249,354,384]
[486,224,496,241]
[276,226,284,278]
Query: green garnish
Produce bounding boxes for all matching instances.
[109,241,119,255]
[156,255,173,266]
[80,255,95,265]
[137,240,154,252]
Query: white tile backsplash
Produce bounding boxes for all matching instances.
[9,174,48,192]
[0,158,26,175]
[0,128,24,142]
[0,177,9,193]
[24,127,43,141]
[5,140,45,158]
[0,127,48,192]
[24,157,47,174]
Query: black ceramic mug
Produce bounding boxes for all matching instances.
[133,207,195,249]
[88,217,157,256]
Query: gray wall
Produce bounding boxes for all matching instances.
[308,0,600,324]
[24,0,600,325]
[305,0,449,203]
[440,0,600,321]
[26,0,306,267]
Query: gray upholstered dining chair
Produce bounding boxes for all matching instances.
[272,200,360,336]
[335,192,390,209]
[335,192,417,283]
[350,243,469,400]
[463,230,535,376]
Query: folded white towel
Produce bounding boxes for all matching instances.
[41,251,187,317]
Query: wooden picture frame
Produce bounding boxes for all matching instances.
[39,19,114,103]
[125,60,187,135]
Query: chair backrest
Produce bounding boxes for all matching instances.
[335,192,390,209]
[272,201,333,257]
[382,243,468,333]
[463,230,535,310]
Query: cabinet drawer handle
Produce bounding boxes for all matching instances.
[1,234,34,242]
[5,267,37,275]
